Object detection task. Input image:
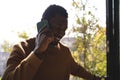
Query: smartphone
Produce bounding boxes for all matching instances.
[37,20,49,33]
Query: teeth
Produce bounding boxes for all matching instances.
[56,37,60,40]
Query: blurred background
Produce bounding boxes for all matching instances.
[0,0,106,80]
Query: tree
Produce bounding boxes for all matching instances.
[18,31,29,40]
[71,0,106,79]
[1,31,30,53]
[1,40,13,53]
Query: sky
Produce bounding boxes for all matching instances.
[0,0,106,44]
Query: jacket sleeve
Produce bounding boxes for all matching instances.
[2,43,42,80]
[70,53,94,80]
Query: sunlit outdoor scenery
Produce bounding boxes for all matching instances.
[0,0,106,80]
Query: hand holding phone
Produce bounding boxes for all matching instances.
[37,20,49,33]
[34,20,54,54]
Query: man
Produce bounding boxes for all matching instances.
[2,4,102,80]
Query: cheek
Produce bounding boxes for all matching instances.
[53,30,65,42]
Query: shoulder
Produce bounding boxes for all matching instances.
[12,37,36,55]
[6,38,36,65]
[59,42,71,53]
[59,42,69,49]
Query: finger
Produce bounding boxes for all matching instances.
[37,33,54,45]
[37,26,48,36]
[43,29,54,37]
[39,26,47,33]
[40,28,54,37]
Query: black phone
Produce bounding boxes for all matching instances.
[37,20,49,33]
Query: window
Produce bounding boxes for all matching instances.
[106,0,120,80]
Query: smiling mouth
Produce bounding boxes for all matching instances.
[54,33,64,41]
[55,37,61,41]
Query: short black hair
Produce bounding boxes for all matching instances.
[42,4,68,21]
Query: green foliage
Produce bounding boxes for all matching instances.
[71,0,106,79]
[18,31,29,40]
[1,40,13,53]
[1,31,29,53]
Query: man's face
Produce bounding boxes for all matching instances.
[49,14,68,42]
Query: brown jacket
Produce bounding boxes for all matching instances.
[2,38,93,80]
